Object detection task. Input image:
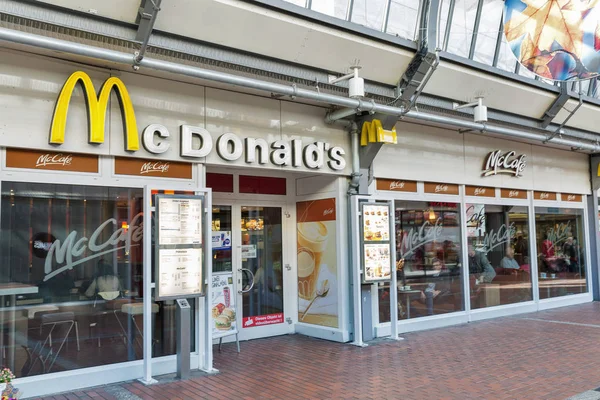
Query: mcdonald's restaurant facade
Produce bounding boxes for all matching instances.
[0,47,597,396]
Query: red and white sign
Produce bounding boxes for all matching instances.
[242,313,284,328]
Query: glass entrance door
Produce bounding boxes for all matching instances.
[237,206,287,339]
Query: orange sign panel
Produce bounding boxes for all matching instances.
[115,157,193,179]
[501,188,527,199]
[534,191,557,201]
[424,182,459,195]
[6,148,98,173]
[376,179,417,192]
[465,186,495,197]
[563,193,583,202]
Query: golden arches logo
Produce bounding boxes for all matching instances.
[360,119,397,146]
[50,71,140,151]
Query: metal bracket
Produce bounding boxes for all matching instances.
[540,82,570,128]
[133,0,162,68]
[544,82,584,144]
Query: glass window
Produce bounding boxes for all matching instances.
[0,182,190,378]
[446,0,479,57]
[283,0,308,7]
[350,0,388,31]
[495,39,517,72]
[473,0,503,65]
[466,204,532,309]
[212,206,232,273]
[535,208,587,299]
[311,0,350,20]
[386,0,420,41]
[379,201,464,322]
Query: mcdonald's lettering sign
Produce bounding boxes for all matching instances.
[49,71,347,171]
[51,71,140,151]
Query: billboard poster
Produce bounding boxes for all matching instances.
[296,198,338,328]
[211,272,237,338]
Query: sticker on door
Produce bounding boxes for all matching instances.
[242,313,284,328]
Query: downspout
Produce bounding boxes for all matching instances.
[348,122,360,195]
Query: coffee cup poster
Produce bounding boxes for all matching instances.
[296,198,338,328]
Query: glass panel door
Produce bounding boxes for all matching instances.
[238,206,286,338]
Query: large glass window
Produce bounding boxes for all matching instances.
[0,182,188,378]
[379,201,464,322]
[350,0,388,30]
[466,204,532,309]
[535,208,587,299]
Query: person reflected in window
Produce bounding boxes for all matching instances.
[500,247,520,270]
[468,244,496,283]
[562,236,579,272]
[514,231,528,265]
[415,259,454,316]
[85,259,121,300]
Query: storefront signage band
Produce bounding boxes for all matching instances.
[50,71,346,171]
[482,150,526,177]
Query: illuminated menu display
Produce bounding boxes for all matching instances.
[156,195,205,300]
[361,203,393,283]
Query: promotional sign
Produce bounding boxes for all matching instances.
[6,148,99,173]
[242,313,284,328]
[211,272,237,338]
[114,157,193,179]
[212,231,231,250]
[504,0,600,80]
[241,245,257,259]
[296,198,338,328]
[155,195,205,300]
[360,202,393,283]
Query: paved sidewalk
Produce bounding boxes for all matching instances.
[36,302,600,400]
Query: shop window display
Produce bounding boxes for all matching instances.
[466,204,532,310]
[0,182,191,378]
[535,208,587,299]
[379,201,464,322]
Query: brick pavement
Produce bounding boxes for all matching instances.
[34,302,600,400]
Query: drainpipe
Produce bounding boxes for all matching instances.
[0,28,599,152]
[348,122,361,195]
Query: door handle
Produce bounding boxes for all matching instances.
[238,268,255,294]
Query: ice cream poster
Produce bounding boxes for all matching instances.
[211,272,237,338]
[296,198,338,328]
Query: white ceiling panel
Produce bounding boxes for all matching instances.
[35,0,140,24]
[426,62,557,119]
[154,0,413,83]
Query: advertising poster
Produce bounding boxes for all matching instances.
[212,231,231,250]
[363,205,390,241]
[158,248,203,297]
[296,198,338,328]
[211,272,237,338]
[363,243,391,281]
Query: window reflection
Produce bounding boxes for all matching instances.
[379,201,464,322]
[311,0,350,19]
[350,0,388,30]
[473,0,503,64]
[536,208,587,299]
[447,0,479,57]
[386,0,420,40]
[466,204,532,309]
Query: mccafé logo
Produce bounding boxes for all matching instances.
[509,190,520,198]
[323,208,334,216]
[435,184,448,193]
[540,192,550,200]
[482,150,526,177]
[567,194,577,201]
[140,161,170,175]
[389,181,405,190]
[50,71,346,171]
[474,187,487,196]
[36,153,73,168]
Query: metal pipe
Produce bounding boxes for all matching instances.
[0,27,598,152]
[325,108,358,124]
[348,122,361,194]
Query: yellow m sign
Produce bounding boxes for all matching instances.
[360,119,397,146]
[50,71,140,151]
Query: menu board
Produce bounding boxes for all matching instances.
[212,272,237,339]
[363,205,390,241]
[156,194,205,300]
[361,202,393,283]
[158,197,203,245]
[363,244,391,280]
[158,248,203,297]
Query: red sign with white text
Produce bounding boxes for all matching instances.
[242,313,284,328]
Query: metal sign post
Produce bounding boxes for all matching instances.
[176,299,191,379]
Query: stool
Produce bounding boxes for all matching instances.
[22,312,78,376]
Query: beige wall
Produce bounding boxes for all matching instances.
[373,122,591,194]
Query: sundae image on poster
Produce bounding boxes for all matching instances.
[211,272,237,337]
[296,198,338,328]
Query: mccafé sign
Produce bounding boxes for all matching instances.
[51,71,346,171]
[482,150,526,178]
